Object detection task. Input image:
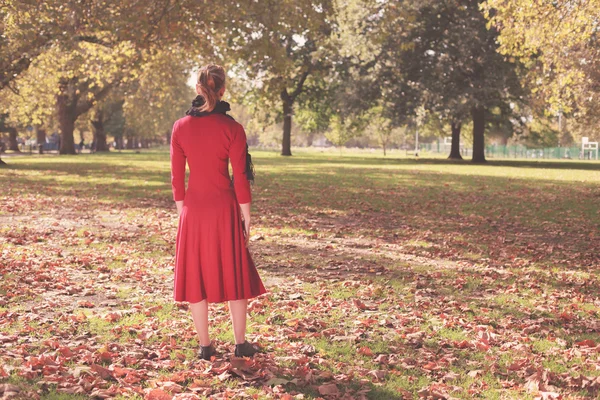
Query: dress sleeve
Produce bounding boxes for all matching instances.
[230,124,252,204]
[170,121,186,201]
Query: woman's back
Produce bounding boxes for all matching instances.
[170,113,252,209]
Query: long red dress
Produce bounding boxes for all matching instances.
[170,112,266,303]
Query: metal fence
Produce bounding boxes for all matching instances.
[419,142,597,160]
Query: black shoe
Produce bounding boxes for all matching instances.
[234,341,259,358]
[199,343,216,361]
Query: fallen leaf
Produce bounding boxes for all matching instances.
[575,339,596,347]
[357,346,373,356]
[91,364,114,380]
[265,377,290,386]
[318,383,339,395]
[145,389,173,400]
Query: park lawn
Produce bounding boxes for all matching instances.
[0,149,599,400]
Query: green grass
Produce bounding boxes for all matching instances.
[1,149,599,399]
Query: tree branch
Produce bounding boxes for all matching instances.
[74,35,115,47]
[75,83,115,116]
[290,66,312,102]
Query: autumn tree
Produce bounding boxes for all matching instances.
[484,0,600,139]
[1,0,224,88]
[2,0,229,154]
[1,0,81,90]
[327,1,418,143]
[331,0,523,161]
[216,0,336,156]
[392,0,523,162]
[122,49,195,149]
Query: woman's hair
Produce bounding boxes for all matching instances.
[196,64,226,112]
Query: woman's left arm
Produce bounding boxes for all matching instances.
[170,121,186,212]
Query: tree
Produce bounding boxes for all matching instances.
[325,114,361,151]
[483,0,600,132]
[365,106,403,156]
[1,0,223,90]
[121,48,195,148]
[52,42,137,154]
[0,64,56,155]
[217,0,336,156]
[337,0,522,162]
[89,108,108,152]
[1,0,77,90]
[0,113,19,153]
[2,0,229,154]
[395,0,524,162]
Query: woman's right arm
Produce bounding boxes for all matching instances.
[230,125,252,243]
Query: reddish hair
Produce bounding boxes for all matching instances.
[196,64,226,112]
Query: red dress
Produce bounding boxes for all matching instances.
[170,113,266,303]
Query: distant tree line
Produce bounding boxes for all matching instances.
[1,0,598,163]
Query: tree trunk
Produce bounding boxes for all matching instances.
[141,139,149,149]
[57,76,114,155]
[90,109,109,152]
[116,136,123,150]
[8,127,19,152]
[36,127,46,154]
[383,143,387,156]
[57,79,77,155]
[166,131,172,145]
[126,137,134,149]
[471,106,486,163]
[448,121,463,160]
[58,115,76,154]
[281,97,292,156]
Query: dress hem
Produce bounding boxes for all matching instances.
[173,290,266,304]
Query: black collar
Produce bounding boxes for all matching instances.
[186,96,234,119]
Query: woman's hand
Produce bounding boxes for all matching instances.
[239,203,251,245]
[175,201,184,217]
[243,218,250,245]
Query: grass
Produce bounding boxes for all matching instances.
[1,148,599,399]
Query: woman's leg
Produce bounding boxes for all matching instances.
[228,299,248,344]
[189,300,210,346]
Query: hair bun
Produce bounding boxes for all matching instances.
[197,65,225,112]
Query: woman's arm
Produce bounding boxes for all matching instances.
[230,124,252,244]
[230,125,252,204]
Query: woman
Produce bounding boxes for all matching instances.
[170,64,266,360]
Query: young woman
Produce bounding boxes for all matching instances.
[170,64,266,360]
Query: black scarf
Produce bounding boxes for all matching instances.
[186,96,255,184]
[186,96,234,118]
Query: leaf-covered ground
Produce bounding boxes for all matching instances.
[0,150,599,400]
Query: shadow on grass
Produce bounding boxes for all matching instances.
[254,236,600,344]
[257,154,600,171]
[3,151,598,268]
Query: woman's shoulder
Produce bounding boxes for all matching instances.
[172,115,193,133]
[173,114,245,136]
[215,113,243,128]
[174,115,195,126]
